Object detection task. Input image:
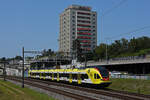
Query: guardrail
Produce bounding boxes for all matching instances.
[87,57,150,65]
[111,74,150,80]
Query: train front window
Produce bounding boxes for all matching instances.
[94,74,100,79]
[96,66,109,78]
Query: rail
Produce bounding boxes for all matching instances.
[6,76,150,100]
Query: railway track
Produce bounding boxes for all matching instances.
[5,76,150,100]
[6,76,108,100]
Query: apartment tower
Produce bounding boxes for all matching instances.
[59,5,97,54]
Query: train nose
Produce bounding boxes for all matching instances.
[102,77,109,81]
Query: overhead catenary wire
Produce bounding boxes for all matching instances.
[105,25,150,40]
[102,0,128,16]
[100,0,128,43]
[100,0,128,63]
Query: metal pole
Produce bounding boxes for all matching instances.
[76,40,77,61]
[56,52,57,66]
[100,15,103,44]
[106,43,108,64]
[3,61,6,81]
[84,53,87,67]
[3,62,6,81]
[22,47,24,88]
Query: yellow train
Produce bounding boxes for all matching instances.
[29,65,112,87]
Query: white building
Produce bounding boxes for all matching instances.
[59,5,97,54]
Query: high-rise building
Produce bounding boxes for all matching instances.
[59,5,97,54]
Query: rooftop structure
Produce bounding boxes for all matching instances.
[59,5,97,54]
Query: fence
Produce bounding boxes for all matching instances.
[111,74,150,80]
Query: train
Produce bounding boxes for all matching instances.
[28,63,112,87]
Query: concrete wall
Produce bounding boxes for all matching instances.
[6,68,22,76]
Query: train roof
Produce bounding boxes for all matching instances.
[78,65,106,69]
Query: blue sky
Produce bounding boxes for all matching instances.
[0,0,150,57]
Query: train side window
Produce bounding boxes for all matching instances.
[36,73,39,76]
[67,74,69,78]
[85,74,88,79]
[45,73,49,76]
[78,74,81,80]
[59,73,62,77]
[72,74,77,80]
[81,74,88,80]
[54,73,57,78]
[59,73,69,78]
[50,73,52,77]
[43,73,46,77]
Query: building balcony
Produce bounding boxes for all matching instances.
[77,12,91,15]
[81,47,91,51]
[77,24,91,27]
[77,16,91,20]
[77,28,91,31]
[80,40,91,43]
[77,32,91,35]
[77,20,91,24]
[81,44,91,46]
[77,36,91,39]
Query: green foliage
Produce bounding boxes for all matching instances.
[93,36,150,60]
[14,56,23,60]
[0,57,6,62]
[72,39,83,62]
[94,43,106,59]
[42,49,54,57]
[0,80,55,100]
[108,78,150,95]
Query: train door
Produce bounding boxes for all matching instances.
[52,73,54,80]
[69,73,72,83]
[57,72,59,81]
[77,73,81,84]
[28,71,30,77]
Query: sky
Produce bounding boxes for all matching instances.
[0,0,150,58]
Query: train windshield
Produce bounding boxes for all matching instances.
[95,66,109,78]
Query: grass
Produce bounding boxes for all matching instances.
[108,78,150,95]
[0,80,55,100]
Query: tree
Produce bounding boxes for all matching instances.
[93,36,150,60]
[14,56,23,60]
[128,37,137,53]
[41,49,55,57]
[72,39,82,61]
[0,57,6,62]
[94,43,106,60]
